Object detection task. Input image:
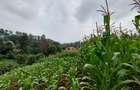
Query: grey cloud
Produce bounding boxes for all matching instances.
[75,0,134,23]
[0,0,137,43]
[0,0,41,20]
[111,0,132,19]
[75,0,100,22]
[0,0,81,43]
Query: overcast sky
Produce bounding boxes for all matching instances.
[0,0,137,43]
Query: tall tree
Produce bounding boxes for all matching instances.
[40,34,48,55]
[17,33,29,53]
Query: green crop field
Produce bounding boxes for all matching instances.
[1,35,140,90]
[0,52,80,90]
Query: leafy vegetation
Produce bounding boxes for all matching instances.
[78,0,140,89]
[0,59,18,75]
[0,52,79,90]
[80,34,140,90]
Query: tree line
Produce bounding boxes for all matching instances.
[0,28,80,59]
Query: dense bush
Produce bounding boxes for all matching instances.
[49,51,79,58]
[0,40,16,59]
[6,51,16,59]
[0,54,7,59]
[16,54,27,64]
[16,54,44,65]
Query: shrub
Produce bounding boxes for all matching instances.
[25,55,37,65]
[0,54,6,60]
[36,53,44,60]
[6,51,16,59]
[16,54,43,65]
[16,54,27,64]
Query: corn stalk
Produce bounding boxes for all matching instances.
[131,0,140,33]
[134,15,140,33]
[97,0,113,36]
[104,15,110,35]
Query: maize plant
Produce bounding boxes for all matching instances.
[80,33,140,90]
[134,15,140,33]
[131,0,140,33]
[97,0,113,36]
[104,15,111,36]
